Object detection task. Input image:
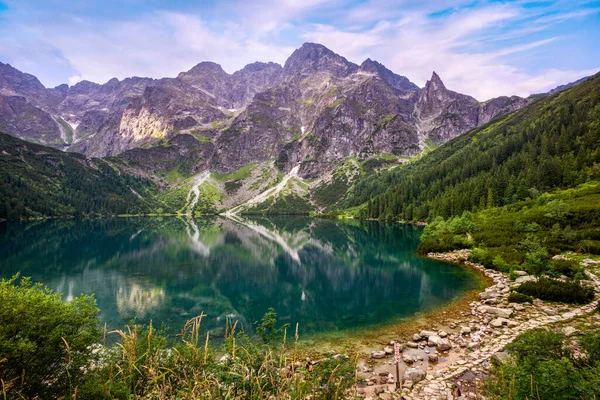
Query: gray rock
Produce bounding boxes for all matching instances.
[384,346,393,355]
[427,335,441,347]
[412,333,422,341]
[562,326,579,337]
[460,326,472,335]
[437,338,452,351]
[477,306,514,318]
[403,368,426,383]
[371,350,386,359]
[419,330,437,338]
[515,276,536,284]
[490,318,509,328]
[542,307,557,316]
[428,353,439,363]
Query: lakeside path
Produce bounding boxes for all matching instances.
[357,249,600,400]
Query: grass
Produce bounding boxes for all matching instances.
[213,164,255,182]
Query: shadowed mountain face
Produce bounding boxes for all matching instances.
[0,43,530,178]
[0,217,480,336]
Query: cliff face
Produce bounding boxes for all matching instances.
[0,43,531,177]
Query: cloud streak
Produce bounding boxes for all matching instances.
[0,0,597,99]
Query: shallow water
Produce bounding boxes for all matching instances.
[0,216,479,338]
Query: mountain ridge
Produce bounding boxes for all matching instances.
[0,42,575,183]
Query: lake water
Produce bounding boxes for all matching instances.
[0,217,479,339]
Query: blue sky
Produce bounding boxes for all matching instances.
[0,0,598,100]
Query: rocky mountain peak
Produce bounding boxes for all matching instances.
[0,61,47,97]
[283,42,358,78]
[181,61,228,78]
[427,71,446,91]
[359,58,419,93]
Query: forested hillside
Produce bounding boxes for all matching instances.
[336,72,600,221]
[0,133,157,219]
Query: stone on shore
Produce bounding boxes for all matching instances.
[427,335,441,347]
[419,330,436,338]
[404,368,426,383]
[515,276,536,284]
[437,338,452,351]
[562,326,579,337]
[477,305,513,318]
[371,351,386,359]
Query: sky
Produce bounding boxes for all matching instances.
[0,0,598,100]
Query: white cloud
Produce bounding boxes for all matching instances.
[0,0,597,99]
[68,75,83,85]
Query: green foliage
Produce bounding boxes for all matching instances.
[213,164,255,182]
[244,193,313,215]
[520,236,550,276]
[418,213,475,253]
[515,277,594,304]
[0,275,100,399]
[485,328,600,400]
[0,133,158,219]
[507,292,533,303]
[0,278,357,399]
[255,307,290,344]
[342,73,600,221]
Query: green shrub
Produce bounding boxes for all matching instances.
[549,258,582,278]
[508,292,534,303]
[515,278,594,304]
[0,275,100,399]
[485,328,600,400]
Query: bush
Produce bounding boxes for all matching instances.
[0,275,100,399]
[485,328,600,400]
[515,278,594,304]
[549,258,582,278]
[508,292,534,303]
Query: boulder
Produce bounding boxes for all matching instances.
[562,326,579,337]
[427,335,441,347]
[514,270,528,276]
[477,306,513,318]
[412,333,422,341]
[460,326,472,335]
[438,330,448,338]
[419,330,436,338]
[371,350,386,359]
[428,353,439,363]
[580,280,595,287]
[467,341,480,350]
[490,318,509,328]
[515,276,536,284]
[542,307,557,316]
[403,368,426,383]
[402,354,415,364]
[437,338,452,351]
[384,346,393,355]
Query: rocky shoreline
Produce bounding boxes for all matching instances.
[356,249,600,399]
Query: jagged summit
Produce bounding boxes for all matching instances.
[359,58,419,93]
[283,42,358,78]
[0,42,533,173]
[427,71,446,90]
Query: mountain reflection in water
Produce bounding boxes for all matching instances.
[0,217,479,337]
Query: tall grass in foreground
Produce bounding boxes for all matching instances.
[86,309,357,399]
[0,275,358,400]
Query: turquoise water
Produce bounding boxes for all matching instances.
[0,217,479,338]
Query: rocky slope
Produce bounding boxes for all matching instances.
[0,43,531,174]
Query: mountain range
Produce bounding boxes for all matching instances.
[0,43,530,176]
[0,42,592,219]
